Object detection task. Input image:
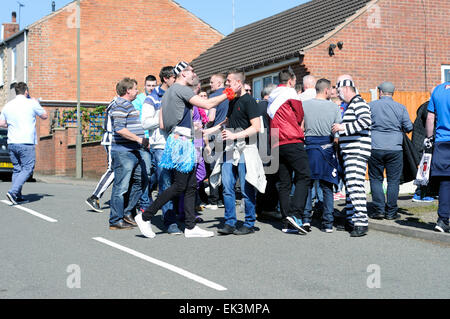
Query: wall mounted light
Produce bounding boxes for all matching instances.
[328,42,344,56]
[328,44,336,56]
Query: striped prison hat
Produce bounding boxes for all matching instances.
[173,61,189,76]
[336,79,355,88]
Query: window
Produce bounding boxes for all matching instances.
[252,72,279,101]
[442,65,450,83]
[11,47,17,83]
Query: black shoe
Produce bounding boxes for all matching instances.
[434,220,450,233]
[217,201,225,208]
[109,220,134,230]
[217,224,236,235]
[303,223,312,233]
[85,196,103,213]
[336,220,354,232]
[385,214,400,220]
[233,226,255,235]
[123,215,137,226]
[369,213,384,220]
[350,226,368,237]
[6,192,18,205]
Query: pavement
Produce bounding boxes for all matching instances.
[32,173,450,246]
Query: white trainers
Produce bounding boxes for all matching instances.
[184,226,214,238]
[205,204,219,210]
[135,214,156,238]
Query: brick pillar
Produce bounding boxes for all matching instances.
[53,128,67,176]
[66,125,78,146]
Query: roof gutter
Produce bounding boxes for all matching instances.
[0,28,27,47]
[299,0,380,55]
[244,57,301,77]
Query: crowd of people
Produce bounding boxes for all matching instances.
[80,62,450,238]
[1,62,448,238]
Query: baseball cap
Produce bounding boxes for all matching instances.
[378,81,395,93]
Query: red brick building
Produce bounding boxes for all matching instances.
[192,0,450,113]
[1,0,223,177]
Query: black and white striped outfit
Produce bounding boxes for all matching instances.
[339,95,372,227]
[92,99,115,199]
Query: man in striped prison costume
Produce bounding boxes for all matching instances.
[332,79,372,237]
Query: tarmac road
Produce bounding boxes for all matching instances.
[0,180,449,299]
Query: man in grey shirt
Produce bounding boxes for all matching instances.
[302,78,342,232]
[368,82,413,220]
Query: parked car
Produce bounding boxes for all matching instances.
[0,128,13,179]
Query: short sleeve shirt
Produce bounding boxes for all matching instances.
[227,93,260,130]
[0,95,46,144]
[209,88,229,126]
[161,83,196,131]
[302,98,342,137]
[428,82,450,142]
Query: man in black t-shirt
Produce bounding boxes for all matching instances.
[213,70,263,236]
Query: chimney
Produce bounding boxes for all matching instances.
[2,12,20,41]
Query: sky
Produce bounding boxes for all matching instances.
[0,0,309,36]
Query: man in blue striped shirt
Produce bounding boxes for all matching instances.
[109,78,149,230]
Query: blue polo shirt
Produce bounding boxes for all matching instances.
[428,82,450,142]
[210,88,229,126]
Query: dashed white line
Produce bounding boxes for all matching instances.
[93,237,227,291]
[1,200,58,223]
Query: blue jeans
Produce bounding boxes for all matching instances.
[368,150,403,217]
[222,154,256,228]
[138,150,151,210]
[304,180,334,228]
[109,149,146,226]
[150,148,176,226]
[8,144,36,197]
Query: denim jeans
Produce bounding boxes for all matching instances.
[368,150,403,217]
[304,180,334,228]
[150,148,176,226]
[8,144,36,197]
[110,149,146,226]
[277,143,310,220]
[138,149,152,210]
[222,153,256,228]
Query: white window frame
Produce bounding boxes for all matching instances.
[0,53,4,87]
[11,47,17,83]
[442,64,450,83]
[252,72,280,100]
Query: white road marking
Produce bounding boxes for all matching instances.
[1,200,58,223]
[93,237,227,291]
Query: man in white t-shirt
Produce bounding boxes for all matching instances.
[0,82,48,204]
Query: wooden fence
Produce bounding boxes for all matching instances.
[360,91,431,124]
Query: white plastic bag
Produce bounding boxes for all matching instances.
[414,152,432,186]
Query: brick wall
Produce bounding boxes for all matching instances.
[302,0,450,93]
[27,0,223,102]
[35,125,107,179]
